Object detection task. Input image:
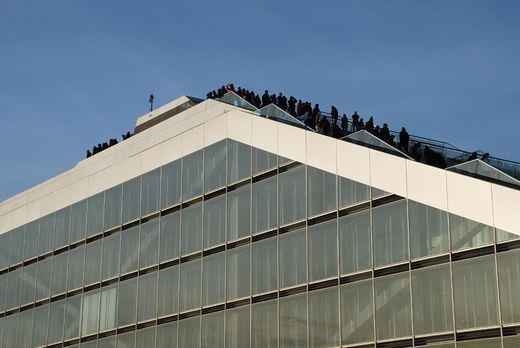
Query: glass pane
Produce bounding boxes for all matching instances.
[84,239,102,285]
[496,228,519,242]
[227,139,251,184]
[227,186,251,241]
[138,272,157,322]
[118,278,137,327]
[68,245,85,290]
[99,284,117,331]
[373,200,408,267]
[10,226,24,265]
[51,252,68,295]
[450,214,494,251]
[141,168,160,216]
[20,262,36,305]
[136,326,156,347]
[374,272,412,340]
[341,279,374,345]
[252,299,278,348]
[280,293,307,348]
[178,316,200,348]
[102,233,120,280]
[226,245,250,300]
[252,176,277,234]
[32,304,49,346]
[279,166,306,226]
[453,254,499,329]
[47,299,65,344]
[278,155,292,166]
[87,192,104,237]
[64,295,81,340]
[182,149,203,200]
[252,147,277,175]
[7,268,21,309]
[105,185,122,230]
[0,232,10,269]
[2,309,17,347]
[338,177,370,208]
[203,195,226,248]
[36,257,52,300]
[81,341,98,348]
[202,311,224,348]
[457,337,502,347]
[279,228,306,288]
[39,213,54,255]
[204,139,226,192]
[308,220,338,282]
[371,187,389,199]
[309,287,339,348]
[120,226,139,274]
[202,253,225,306]
[504,336,520,348]
[180,259,201,312]
[412,264,453,334]
[24,220,39,260]
[98,336,116,348]
[81,290,100,335]
[18,308,33,348]
[139,219,159,268]
[252,237,277,295]
[0,274,6,312]
[157,321,177,348]
[498,249,520,324]
[226,305,250,348]
[339,210,371,275]
[308,166,337,217]
[158,266,179,317]
[122,177,141,223]
[161,159,181,209]
[181,203,202,255]
[55,207,70,249]
[409,200,449,259]
[70,199,87,243]
[160,212,180,262]
[117,330,135,348]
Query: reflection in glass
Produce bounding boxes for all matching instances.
[160,212,180,262]
[39,213,55,255]
[139,219,159,268]
[452,254,499,329]
[202,311,224,348]
[87,192,104,237]
[226,305,250,348]
[180,259,201,312]
[158,266,179,317]
[0,233,9,269]
[81,289,100,335]
[10,226,24,265]
[122,177,141,223]
[36,257,52,300]
[136,326,156,347]
[3,313,17,346]
[375,272,412,340]
[228,139,251,184]
[105,185,122,229]
[340,210,371,274]
[68,245,85,290]
[182,149,203,200]
[498,249,520,324]
[117,330,135,347]
[203,195,226,248]
[118,278,137,327]
[280,293,307,348]
[141,168,160,216]
[161,159,181,208]
[309,287,339,348]
[64,295,81,340]
[120,226,139,274]
[308,220,338,282]
[6,268,21,309]
[32,304,49,346]
[279,166,306,226]
[409,200,449,258]
[20,262,36,305]
[51,252,68,295]
[373,200,408,267]
[54,206,70,249]
[252,176,277,234]
[341,279,374,345]
[157,321,177,348]
[252,299,278,348]
[102,233,120,280]
[18,308,33,347]
[70,199,87,243]
[227,245,250,300]
[181,203,202,255]
[204,139,226,192]
[307,166,337,217]
[99,284,117,331]
[24,220,40,261]
[202,253,225,306]
[227,186,250,241]
[138,272,157,322]
[253,147,277,175]
[450,213,494,251]
[279,228,306,288]
[84,239,102,285]
[252,237,277,295]
[338,177,370,208]
[179,316,200,348]
[457,337,502,347]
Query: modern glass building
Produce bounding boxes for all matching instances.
[0,94,519,348]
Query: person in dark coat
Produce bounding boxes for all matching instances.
[269,94,277,105]
[341,114,348,134]
[365,116,374,133]
[262,90,270,107]
[398,127,410,153]
[297,100,303,116]
[330,106,338,126]
[288,97,297,116]
[351,111,360,132]
[380,123,390,141]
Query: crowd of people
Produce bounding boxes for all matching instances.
[86,131,132,158]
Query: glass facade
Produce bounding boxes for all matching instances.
[0,138,519,347]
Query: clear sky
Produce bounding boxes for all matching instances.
[1,0,519,202]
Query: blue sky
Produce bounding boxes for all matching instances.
[1,0,519,202]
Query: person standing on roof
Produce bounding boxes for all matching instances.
[331,106,338,126]
[399,127,410,153]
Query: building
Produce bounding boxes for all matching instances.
[0,92,519,348]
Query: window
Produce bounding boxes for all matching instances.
[307,166,337,217]
[279,166,306,225]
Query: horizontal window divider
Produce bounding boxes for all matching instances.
[308,211,337,226]
[371,194,404,208]
[54,245,69,255]
[181,196,203,208]
[204,187,226,200]
[69,239,86,249]
[179,309,200,319]
[140,211,160,223]
[252,168,277,183]
[203,245,225,257]
[374,263,409,278]
[122,217,140,227]
[104,226,121,236]
[0,268,7,275]
[502,325,520,336]
[35,298,50,307]
[116,324,136,335]
[121,220,139,231]
[67,288,83,297]
[227,178,251,192]
[279,285,307,298]
[308,278,338,291]
[251,229,277,242]
[252,291,278,303]
[376,338,413,348]
[180,251,202,263]
[101,277,119,287]
[157,314,178,325]
[51,293,67,302]
[411,254,450,270]
[98,329,117,339]
[342,342,376,348]
[20,302,34,311]
[340,270,373,284]
[86,232,103,243]
[226,298,250,309]
[338,201,371,217]
[38,250,54,260]
[227,237,251,250]
[278,220,306,235]
[452,245,495,262]
[278,161,302,173]
[159,258,179,269]
[84,282,101,292]
[4,307,19,316]
[137,319,157,329]
[8,263,23,272]
[161,203,181,216]
[64,338,80,346]
[80,333,99,343]
[49,342,63,348]
[138,264,158,275]
[119,270,138,282]
[414,332,454,346]
[497,239,520,253]
[202,304,225,315]
[456,327,501,341]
